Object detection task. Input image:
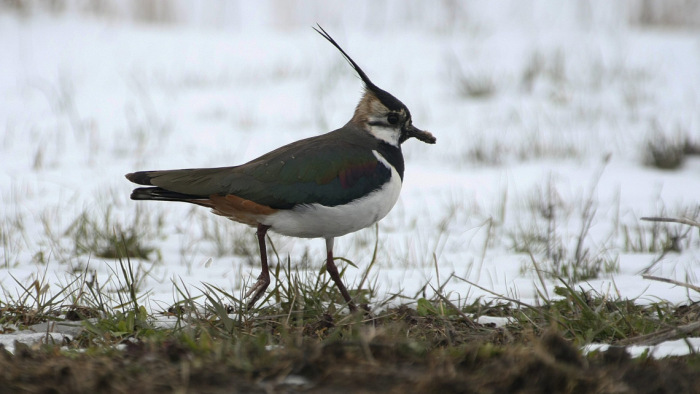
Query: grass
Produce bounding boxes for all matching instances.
[642,121,700,171]
[644,129,687,170]
[510,163,620,283]
[0,193,165,269]
[0,211,28,269]
[6,218,695,388]
[1,191,699,391]
[3,257,700,392]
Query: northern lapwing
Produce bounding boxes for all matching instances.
[125,26,436,312]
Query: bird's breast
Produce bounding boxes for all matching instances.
[262,150,402,238]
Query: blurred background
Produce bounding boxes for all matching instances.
[2,0,700,308]
[3,0,699,170]
[3,0,700,30]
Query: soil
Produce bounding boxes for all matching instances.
[2,327,700,393]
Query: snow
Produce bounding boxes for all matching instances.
[586,338,700,358]
[2,2,700,357]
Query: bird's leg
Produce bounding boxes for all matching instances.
[325,237,357,312]
[245,223,271,309]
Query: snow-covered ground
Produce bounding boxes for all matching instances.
[2,2,700,356]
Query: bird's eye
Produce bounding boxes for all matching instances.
[387,113,399,125]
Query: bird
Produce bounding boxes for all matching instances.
[125,25,436,312]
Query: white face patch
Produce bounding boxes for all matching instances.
[354,93,407,146]
[368,123,401,146]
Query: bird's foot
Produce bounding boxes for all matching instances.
[348,302,373,317]
[245,273,270,310]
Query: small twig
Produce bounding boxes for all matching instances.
[619,320,700,346]
[639,216,700,274]
[638,250,668,275]
[642,274,700,294]
[453,275,538,311]
[641,216,700,228]
[431,287,478,329]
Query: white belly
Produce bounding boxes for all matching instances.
[263,151,402,239]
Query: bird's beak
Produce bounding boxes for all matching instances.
[404,124,436,144]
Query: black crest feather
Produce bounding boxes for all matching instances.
[313,24,406,112]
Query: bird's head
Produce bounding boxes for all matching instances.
[314,26,436,147]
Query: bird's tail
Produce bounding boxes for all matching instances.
[125,171,154,186]
[129,187,206,202]
[126,171,208,202]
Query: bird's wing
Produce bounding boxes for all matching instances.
[127,135,392,209]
